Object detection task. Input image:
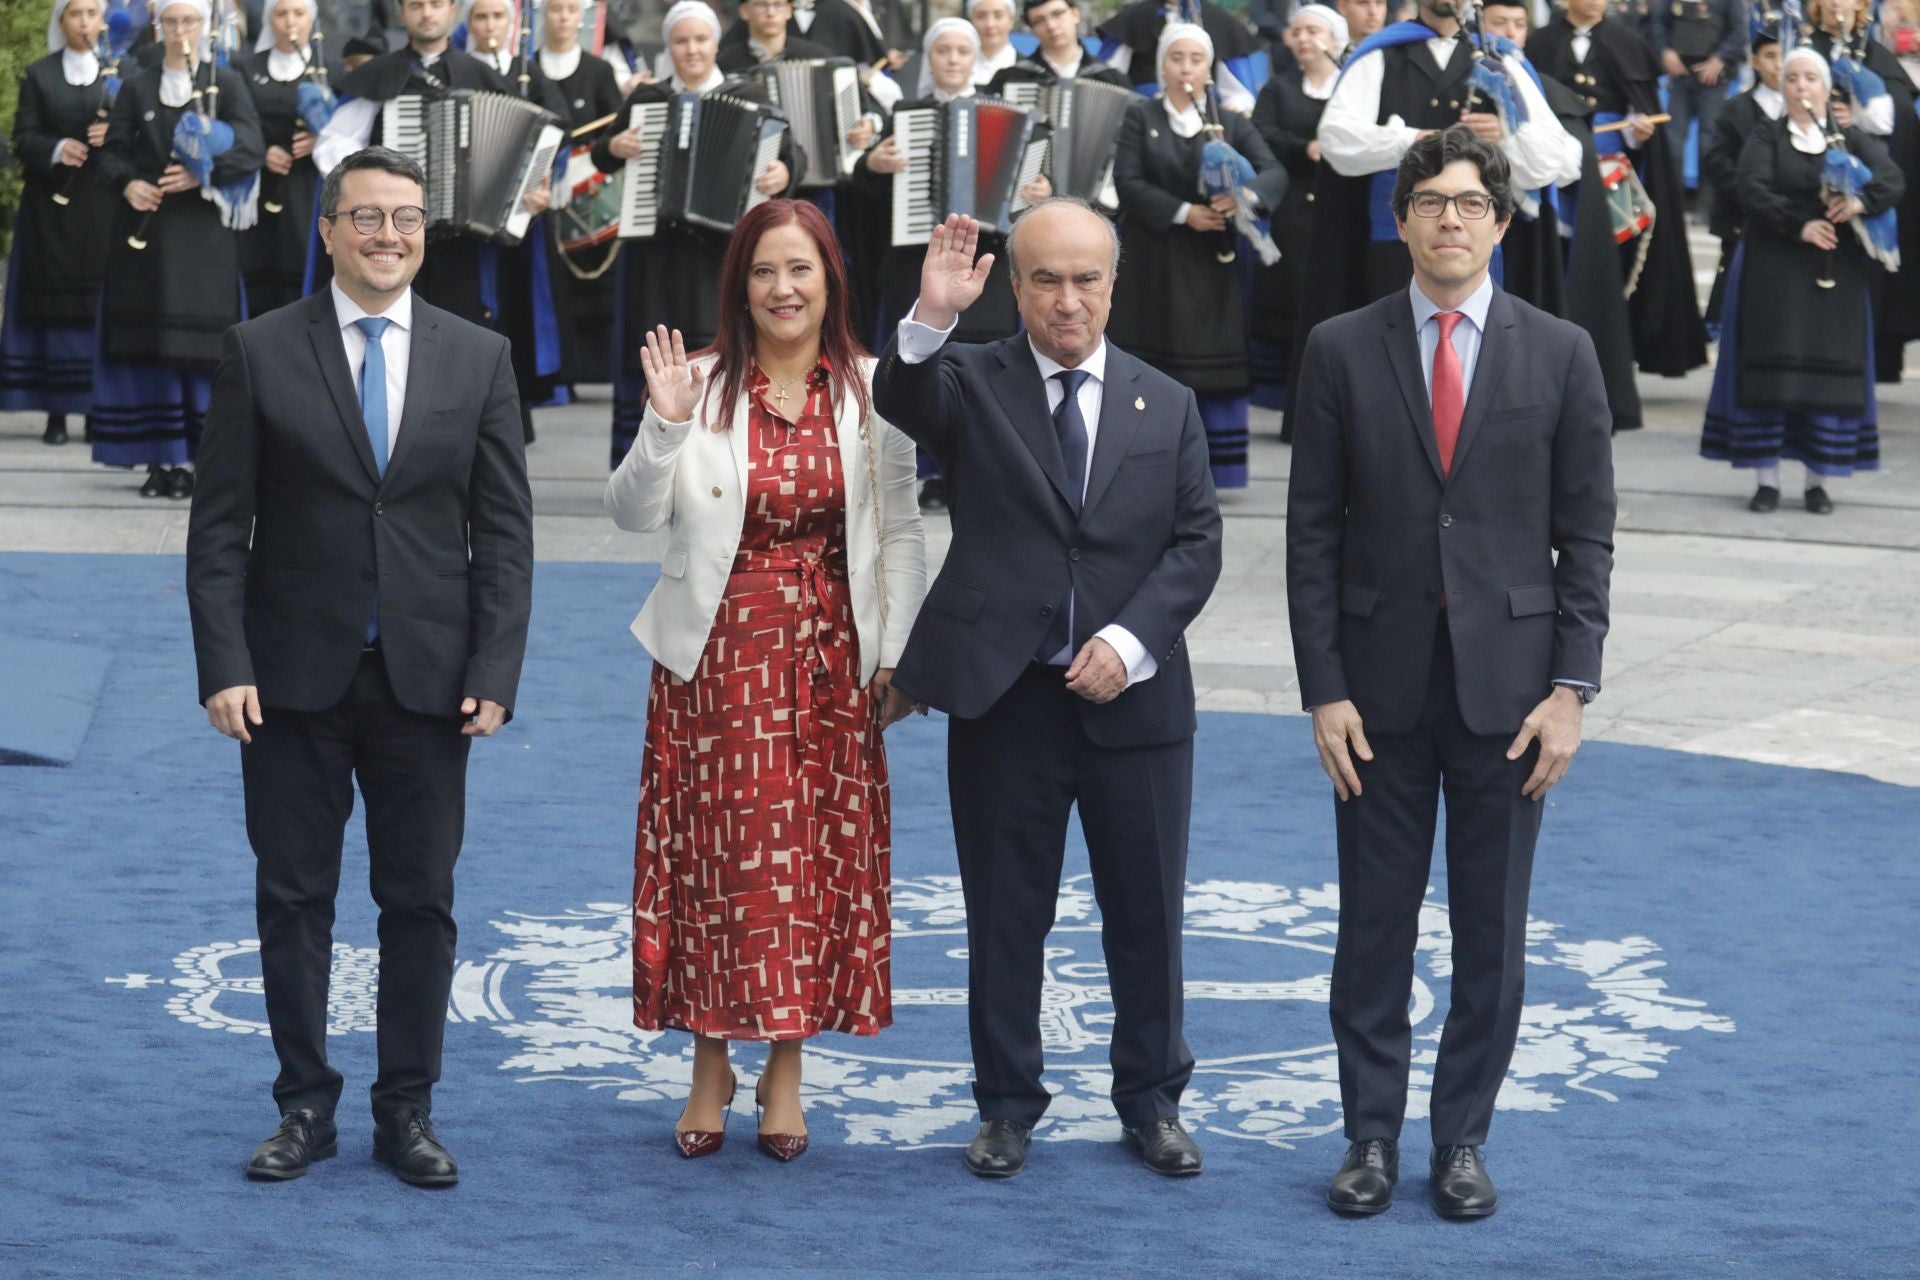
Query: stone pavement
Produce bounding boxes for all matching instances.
[3,230,1917,787]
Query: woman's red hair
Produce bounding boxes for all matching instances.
[699,199,871,431]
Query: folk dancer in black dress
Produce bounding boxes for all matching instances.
[855,16,1050,508]
[460,0,566,438]
[1703,19,1782,332]
[987,0,1134,93]
[1804,0,1920,379]
[238,0,337,318]
[1107,21,1287,489]
[1096,0,1263,110]
[311,0,523,326]
[3,0,116,446]
[1528,0,1709,378]
[92,0,264,499]
[1248,2,1346,413]
[540,0,625,384]
[1700,45,1903,515]
[593,0,800,467]
[1480,0,1644,434]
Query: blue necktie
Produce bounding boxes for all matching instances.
[356,316,391,643]
[1038,369,1090,662]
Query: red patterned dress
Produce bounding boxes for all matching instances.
[632,361,892,1039]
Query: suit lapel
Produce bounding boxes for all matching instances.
[1382,292,1445,483]
[988,337,1076,510]
[382,301,439,483]
[1448,289,1515,480]
[1080,348,1145,520]
[306,291,381,484]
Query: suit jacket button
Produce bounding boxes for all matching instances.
[711,486,723,497]
[374,502,384,516]
[1040,604,1053,616]
[1069,548,1080,561]
[1440,513,1453,527]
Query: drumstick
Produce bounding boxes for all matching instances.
[571,111,622,137]
[1593,113,1671,134]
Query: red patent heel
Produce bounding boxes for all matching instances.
[754,1081,810,1163]
[673,1072,738,1158]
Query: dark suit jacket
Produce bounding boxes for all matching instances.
[187,289,535,719]
[874,333,1223,748]
[1285,287,1615,738]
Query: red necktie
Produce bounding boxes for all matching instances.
[1431,310,1464,477]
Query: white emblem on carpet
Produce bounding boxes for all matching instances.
[106,876,1735,1147]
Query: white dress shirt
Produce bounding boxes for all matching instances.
[1787,115,1827,155]
[1042,48,1085,80]
[1753,82,1784,121]
[1408,273,1492,402]
[973,42,1018,86]
[895,308,1158,687]
[159,65,193,108]
[1319,38,1573,193]
[1570,27,1593,64]
[61,47,99,86]
[316,49,448,175]
[266,47,306,80]
[330,279,414,461]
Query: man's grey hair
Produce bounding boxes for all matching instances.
[319,146,428,217]
[1006,195,1121,280]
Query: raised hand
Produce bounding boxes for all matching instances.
[639,324,706,423]
[915,214,996,331]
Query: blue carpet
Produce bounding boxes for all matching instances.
[1,552,1915,1278]
[0,632,111,765]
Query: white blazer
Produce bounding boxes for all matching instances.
[605,354,928,684]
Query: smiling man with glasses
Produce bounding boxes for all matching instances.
[187,144,533,1193]
[1286,125,1616,1221]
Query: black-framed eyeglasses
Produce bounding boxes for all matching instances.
[324,205,427,235]
[1406,191,1496,220]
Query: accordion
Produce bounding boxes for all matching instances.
[617,92,787,239]
[750,58,861,189]
[890,98,1049,247]
[999,77,1133,208]
[380,90,565,244]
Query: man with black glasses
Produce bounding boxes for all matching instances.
[187,145,533,1190]
[1287,126,1615,1220]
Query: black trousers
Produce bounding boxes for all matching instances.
[1330,629,1545,1147]
[241,649,471,1123]
[947,663,1196,1129]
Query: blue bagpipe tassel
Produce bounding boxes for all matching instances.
[174,112,259,231]
[1822,145,1902,271]
[1200,137,1282,265]
[297,80,339,133]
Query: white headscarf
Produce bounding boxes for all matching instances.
[1290,4,1349,62]
[460,0,523,56]
[252,0,313,53]
[1783,45,1833,94]
[918,16,979,99]
[47,0,85,54]
[965,0,1012,18]
[152,0,212,59]
[661,0,721,41]
[1153,19,1212,96]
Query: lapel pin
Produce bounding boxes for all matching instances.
[1134,396,1145,411]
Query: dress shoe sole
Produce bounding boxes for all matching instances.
[372,1147,459,1187]
[964,1160,1025,1178]
[245,1142,337,1181]
[1434,1199,1498,1219]
[1327,1194,1392,1215]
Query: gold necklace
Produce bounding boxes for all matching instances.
[757,364,808,416]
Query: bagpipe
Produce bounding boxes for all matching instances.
[1193,77,1279,265]
[54,5,138,207]
[1811,100,1901,283]
[262,32,338,215]
[128,10,260,251]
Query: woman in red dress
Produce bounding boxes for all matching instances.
[605,199,928,1161]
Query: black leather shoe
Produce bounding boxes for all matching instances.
[1748,485,1780,513]
[1120,1118,1203,1176]
[1430,1144,1498,1218]
[139,466,168,498]
[165,467,194,500]
[245,1109,337,1181]
[42,415,68,446]
[963,1120,1033,1178]
[1804,486,1834,515]
[1327,1137,1398,1214]
[373,1111,459,1187]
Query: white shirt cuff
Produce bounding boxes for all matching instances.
[1172,201,1192,227]
[1095,624,1158,687]
[896,303,959,364]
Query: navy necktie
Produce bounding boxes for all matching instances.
[357,316,391,643]
[1037,369,1090,662]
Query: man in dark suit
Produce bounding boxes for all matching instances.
[187,145,534,1188]
[874,202,1223,1179]
[1286,126,1615,1219]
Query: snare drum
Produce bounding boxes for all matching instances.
[559,143,623,255]
[1599,152,1654,245]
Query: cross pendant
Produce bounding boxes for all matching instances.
[774,384,790,412]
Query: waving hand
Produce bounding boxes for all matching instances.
[915,214,996,332]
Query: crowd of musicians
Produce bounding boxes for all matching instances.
[3,0,1912,510]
